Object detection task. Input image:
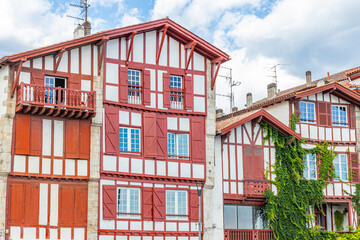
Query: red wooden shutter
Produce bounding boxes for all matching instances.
[29,116,42,156]
[327,103,332,126]
[59,185,75,226]
[74,185,88,225]
[104,107,119,154]
[8,182,24,224]
[317,102,329,126]
[103,185,117,219]
[142,187,153,220]
[143,70,151,106]
[294,101,300,121]
[79,120,91,159]
[350,153,360,183]
[156,114,167,159]
[143,112,157,157]
[119,66,128,103]
[350,105,356,129]
[163,73,170,108]
[184,75,193,110]
[65,119,80,158]
[68,75,81,90]
[189,190,199,221]
[24,183,39,225]
[153,188,165,221]
[31,71,44,85]
[243,147,253,179]
[191,118,205,163]
[14,114,30,155]
[254,148,264,180]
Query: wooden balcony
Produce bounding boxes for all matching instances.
[16,82,96,119]
[224,229,274,240]
[243,180,269,197]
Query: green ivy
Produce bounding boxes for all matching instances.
[334,210,347,231]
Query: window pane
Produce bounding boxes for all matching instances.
[170,75,182,89]
[299,102,315,123]
[224,205,237,229]
[131,129,140,152]
[237,206,253,229]
[178,134,189,157]
[168,133,175,156]
[177,191,187,215]
[166,191,176,215]
[119,128,128,151]
[118,188,127,213]
[254,206,266,229]
[128,69,141,86]
[129,189,139,213]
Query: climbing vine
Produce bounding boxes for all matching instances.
[334,210,347,231]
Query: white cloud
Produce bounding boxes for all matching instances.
[119,8,142,27]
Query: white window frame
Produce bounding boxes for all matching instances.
[168,132,189,158]
[334,154,348,181]
[127,69,142,105]
[119,127,141,153]
[331,105,348,126]
[303,153,317,180]
[166,190,188,220]
[299,101,316,123]
[117,187,141,219]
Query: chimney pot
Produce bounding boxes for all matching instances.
[73,21,91,39]
[306,71,311,86]
[267,83,277,98]
[246,93,253,107]
[232,107,238,112]
[216,108,223,118]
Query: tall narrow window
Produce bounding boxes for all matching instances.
[170,75,183,109]
[299,101,316,123]
[166,190,187,220]
[44,76,66,104]
[119,127,140,152]
[303,153,316,179]
[167,133,189,158]
[128,69,142,105]
[117,187,140,218]
[334,154,348,180]
[332,105,347,126]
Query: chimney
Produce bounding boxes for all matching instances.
[246,93,253,107]
[73,21,91,39]
[216,108,223,118]
[267,83,277,98]
[232,107,238,112]
[306,71,311,86]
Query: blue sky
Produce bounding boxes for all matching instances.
[1,0,360,112]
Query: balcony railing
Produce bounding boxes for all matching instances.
[224,229,274,240]
[128,87,142,105]
[170,92,183,109]
[243,180,269,197]
[16,82,96,119]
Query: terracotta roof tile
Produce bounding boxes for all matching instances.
[216,109,261,132]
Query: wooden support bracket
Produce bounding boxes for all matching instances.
[125,31,137,65]
[211,57,224,90]
[156,25,169,65]
[54,48,66,73]
[97,37,109,75]
[184,41,196,71]
[10,58,26,98]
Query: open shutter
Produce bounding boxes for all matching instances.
[119,66,128,103]
[189,190,199,221]
[65,119,80,158]
[191,118,205,163]
[142,187,153,220]
[31,71,44,85]
[350,153,360,183]
[14,114,30,155]
[103,185,117,219]
[79,120,91,159]
[350,105,356,129]
[156,114,167,159]
[29,116,42,156]
[9,182,24,224]
[59,185,75,226]
[74,185,88,226]
[68,75,81,90]
[143,70,151,106]
[104,107,119,154]
[184,75,193,110]
[24,183,39,225]
[153,188,165,221]
[317,102,329,126]
[143,112,157,157]
[294,101,300,121]
[163,73,170,108]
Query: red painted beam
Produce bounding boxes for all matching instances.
[97,37,109,75]
[126,31,137,65]
[211,58,223,90]
[10,58,26,98]
[185,41,196,71]
[156,25,169,65]
[54,48,65,73]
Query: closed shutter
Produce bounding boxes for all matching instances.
[189,190,199,221]
[65,119,79,158]
[156,114,167,159]
[350,153,360,183]
[143,70,151,106]
[31,72,44,85]
[143,112,157,157]
[254,148,264,180]
[153,188,165,221]
[104,107,119,154]
[8,182,24,224]
[14,114,30,155]
[184,75,193,110]
[243,147,253,179]
[58,185,75,226]
[142,187,153,220]
[68,75,81,90]
[24,183,39,225]
[103,185,117,219]
[119,66,128,103]
[74,185,88,226]
[163,73,170,108]
[317,102,330,126]
[79,120,91,159]
[294,101,300,121]
[29,116,42,155]
[350,105,356,129]
[191,118,205,163]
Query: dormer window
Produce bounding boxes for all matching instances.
[299,101,315,123]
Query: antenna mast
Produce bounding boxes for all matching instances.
[67,0,91,36]
[267,64,289,93]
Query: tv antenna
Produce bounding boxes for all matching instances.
[67,0,91,36]
[267,64,289,92]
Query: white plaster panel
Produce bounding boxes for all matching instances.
[237,146,243,180]
[105,85,119,102]
[106,63,119,84]
[119,111,130,125]
[229,145,236,180]
[119,157,129,172]
[116,221,128,230]
[325,127,332,141]
[19,71,30,84]
[193,52,204,71]
[265,101,289,126]
[301,124,309,138]
[308,94,316,101]
[61,228,71,240]
[93,45,98,76]
[42,119,52,156]
[65,159,75,175]
[222,144,229,179]
[309,125,317,139]
[131,112,141,126]
[339,98,349,104]
[194,96,205,112]
[181,44,185,69]
[129,237,141,240]
[57,51,68,72]
[295,124,300,134]
[230,182,237,194]
[143,221,153,231]
[159,32,168,66]
[50,184,58,226]
[333,128,341,141]
[342,128,350,142]
[39,227,46,240]
[53,159,63,175]
[120,37,126,60]
[157,161,166,176]
[107,39,119,59]
[54,120,64,157]
[223,182,229,194]
[179,118,189,131]
[179,222,189,231]
[74,228,85,240]
[155,184,164,188]
[71,48,79,74]
[81,45,91,75]
[155,221,165,231]
[166,222,177,231]
[169,37,179,68]
[81,80,91,91]
[238,182,243,195]
[131,158,143,174]
[323,93,330,102]
[145,68,156,92]
[180,163,191,178]
[158,70,165,92]
[335,146,348,152]
[150,93,157,108]
[351,129,356,141]
[193,164,204,179]
[145,31,156,64]
[50,229,57,240]
[236,126,242,144]
[334,183,342,196]
[103,155,117,171]
[133,34,144,63]
[77,160,87,176]
[143,183,153,187]
[190,222,198,232]
[145,160,155,175]
[130,182,141,186]
[331,95,339,103]
[13,155,26,172]
[168,162,179,177]
[116,237,127,240]
[28,156,40,174]
[100,220,115,230]
[23,227,36,239]
[243,123,251,144]
[229,130,235,143]
[33,58,42,69]
[319,127,325,140]
[10,227,20,239]
[22,60,30,68]
[130,221,142,230]
[167,117,178,130]
[343,184,350,195]
[316,92,323,101]
[42,158,51,174]
[100,236,115,240]
[39,183,48,225]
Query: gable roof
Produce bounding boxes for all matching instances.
[0,18,230,66]
[216,108,301,140]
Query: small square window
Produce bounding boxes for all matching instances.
[119,127,140,152]
[166,190,188,220]
[332,105,348,126]
[167,133,189,158]
[117,187,141,219]
[299,101,316,123]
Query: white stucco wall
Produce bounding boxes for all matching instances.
[265,101,290,126]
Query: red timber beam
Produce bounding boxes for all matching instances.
[211,57,224,90]
[96,36,110,75]
[10,58,27,98]
[156,24,169,65]
[184,41,197,71]
[126,31,137,65]
[54,48,66,73]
